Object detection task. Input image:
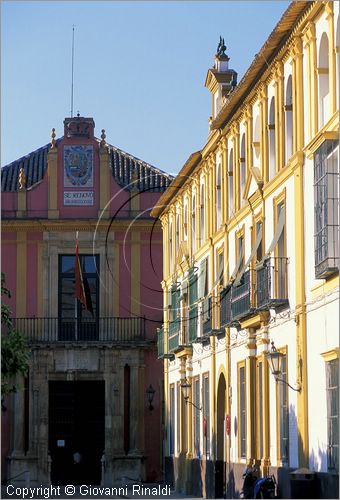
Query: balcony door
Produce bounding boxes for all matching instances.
[58,255,99,341]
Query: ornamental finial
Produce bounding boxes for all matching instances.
[18,167,26,190]
[51,128,56,148]
[100,129,106,147]
[216,36,227,57]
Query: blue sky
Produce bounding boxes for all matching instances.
[2,1,289,174]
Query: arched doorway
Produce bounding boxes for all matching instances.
[216,373,227,497]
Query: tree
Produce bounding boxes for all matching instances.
[1,273,30,406]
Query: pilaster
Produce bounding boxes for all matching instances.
[98,131,111,218]
[325,2,336,116]
[47,129,59,219]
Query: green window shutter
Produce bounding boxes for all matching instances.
[189,269,198,342]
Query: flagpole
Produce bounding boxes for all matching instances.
[75,231,78,340]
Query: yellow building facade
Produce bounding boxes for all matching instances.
[152,1,339,498]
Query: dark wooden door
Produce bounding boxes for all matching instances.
[49,381,105,485]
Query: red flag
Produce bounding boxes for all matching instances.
[75,234,94,315]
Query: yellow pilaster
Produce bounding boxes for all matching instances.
[305,23,318,136]
[232,124,240,212]
[325,2,336,116]
[98,143,111,218]
[294,160,309,467]
[292,37,304,153]
[245,106,253,182]
[16,232,27,317]
[187,191,192,260]
[220,138,228,225]
[274,62,285,170]
[131,232,140,316]
[112,243,120,316]
[47,136,59,219]
[210,155,216,236]
[37,241,43,316]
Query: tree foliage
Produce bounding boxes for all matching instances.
[1,273,30,399]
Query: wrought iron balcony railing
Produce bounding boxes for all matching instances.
[231,269,255,322]
[202,296,212,336]
[220,286,232,327]
[13,317,146,344]
[256,257,289,310]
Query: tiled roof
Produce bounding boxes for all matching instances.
[1,139,173,193]
[1,143,51,192]
[108,144,173,192]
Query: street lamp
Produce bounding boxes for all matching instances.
[146,384,156,410]
[180,378,202,410]
[267,341,301,392]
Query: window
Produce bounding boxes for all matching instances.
[216,163,222,229]
[255,221,263,263]
[217,251,224,287]
[238,362,247,459]
[326,358,339,471]
[275,202,287,299]
[188,268,198,343]
[203,373,210,457]
[277,353,289,465]
[228,149,234,218]
[192,195,196,252]
[200,185,205,244]
[268,97,276,180]
[318,33,330,129]
[58,254,98,341]
[285,76,293,162]
[237,234,245,274]
[169,384,175,455]
[169,283,180,338]
[193,376,200,457]
[314,140,339,278]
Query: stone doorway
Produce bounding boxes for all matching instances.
[49,380,105,485]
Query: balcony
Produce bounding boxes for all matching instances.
[231,269,256,322]
[220,286,232,327]
[202,296,212,338]
[13,317,146,344]
[168,319,180,352]
[256,257,289,310]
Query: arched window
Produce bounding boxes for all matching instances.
[169,221,173,272]
[318,33,330,129]
[216,163,221,229]
[268,97,276,180]
[240,134,246,207]
[175,213,180,252]
[192,195,196,252]
[200,185,205,243]
[228,149,234,218]
[285,75,293,162]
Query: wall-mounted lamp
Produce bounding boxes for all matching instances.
[180,379,202,410]
[146,384,156,411]
[267,341,301,392]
